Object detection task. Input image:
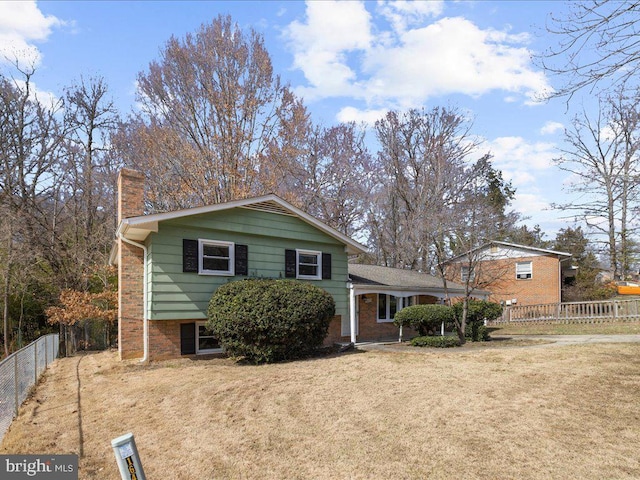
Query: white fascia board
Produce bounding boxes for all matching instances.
[353,285,474,297]
[446,241,572,264]
[491,241,572,258]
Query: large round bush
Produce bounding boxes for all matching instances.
[394,304,455,336]
[207,279,335,363]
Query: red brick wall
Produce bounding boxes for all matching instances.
[447,254,561,307]
[147,319,196,361]
[117,169,146,360]
[148,316,344,360]
[483,255,560,306]
[357,295,421,341]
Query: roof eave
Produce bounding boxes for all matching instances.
[116,194,367,254]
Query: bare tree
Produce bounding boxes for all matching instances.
[0,65,67,355]
[553,88,640,279]
[115,15,310,211]
[367,106,522,343]
[369,107,487,271]
[541,0,640,101]
[0,65,120,356]
[289,123,373,237]
[436,158,519,343]
[61,76,119,288]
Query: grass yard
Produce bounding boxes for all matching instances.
[2,343,640,479]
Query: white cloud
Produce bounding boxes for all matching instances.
[285,0,372,100]
[336,106,387,125]
[0,1,64,68]
[540,121,564,135]
[488,136,556,179]
[484,134,569,230]
[377,0,444,32]
[284,1,552,115]
[512,192,551,219]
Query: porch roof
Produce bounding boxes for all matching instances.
[348,264,487,298]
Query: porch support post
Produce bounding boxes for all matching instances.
[348,282,357,344]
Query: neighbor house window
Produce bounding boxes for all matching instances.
[461,266,475,282]
[297,249,322,280]
[378,295,413,322]
[199,239,234,275]
[196,321,222,354]
[516,261,533,279]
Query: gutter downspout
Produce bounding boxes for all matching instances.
[559,257,572,304]
[347,282,357,344]
[119,233,149,363]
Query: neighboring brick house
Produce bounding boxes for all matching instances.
[444,241,573,307]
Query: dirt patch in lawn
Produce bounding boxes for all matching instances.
[2,344,640,479]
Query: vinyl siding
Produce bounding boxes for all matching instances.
[146,207,350,321]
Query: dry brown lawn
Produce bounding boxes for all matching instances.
[2,343,640,479]
[491,321,640,336]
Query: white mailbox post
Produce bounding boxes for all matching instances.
[111,433,147,480]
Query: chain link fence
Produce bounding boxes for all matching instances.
[0,334,59,443]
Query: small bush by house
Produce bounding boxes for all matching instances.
[452,300,502,342]
[410,336,460,348]
[207,279,335,364]
[394,304,455,336]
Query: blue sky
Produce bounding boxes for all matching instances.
[1,1,592,238]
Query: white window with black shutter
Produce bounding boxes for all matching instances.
[285,249,331,280]
[182,239,248,276]
[199,239,234,275]
[180,322,222,355]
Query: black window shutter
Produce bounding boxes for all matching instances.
[183,239,198,273]
[322,253,332,279]
[235,244,248,276]
[180,323,196,355]
[285,249,297,278]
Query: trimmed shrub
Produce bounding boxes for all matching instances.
[452,300,502,342]
[410,335,460,348]
[207,279,335,363]
[394,304,455,336]
[468,324,491,342]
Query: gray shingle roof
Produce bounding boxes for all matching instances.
[348,264,467,291]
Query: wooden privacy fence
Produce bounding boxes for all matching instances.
[489,298,640,324]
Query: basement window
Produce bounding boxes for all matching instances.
[196,322,222,354]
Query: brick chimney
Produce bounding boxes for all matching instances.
[117,169,145,360]
[117,169,145,223]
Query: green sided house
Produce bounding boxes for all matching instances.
[111,169,481,361]
[111,169,368,361]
